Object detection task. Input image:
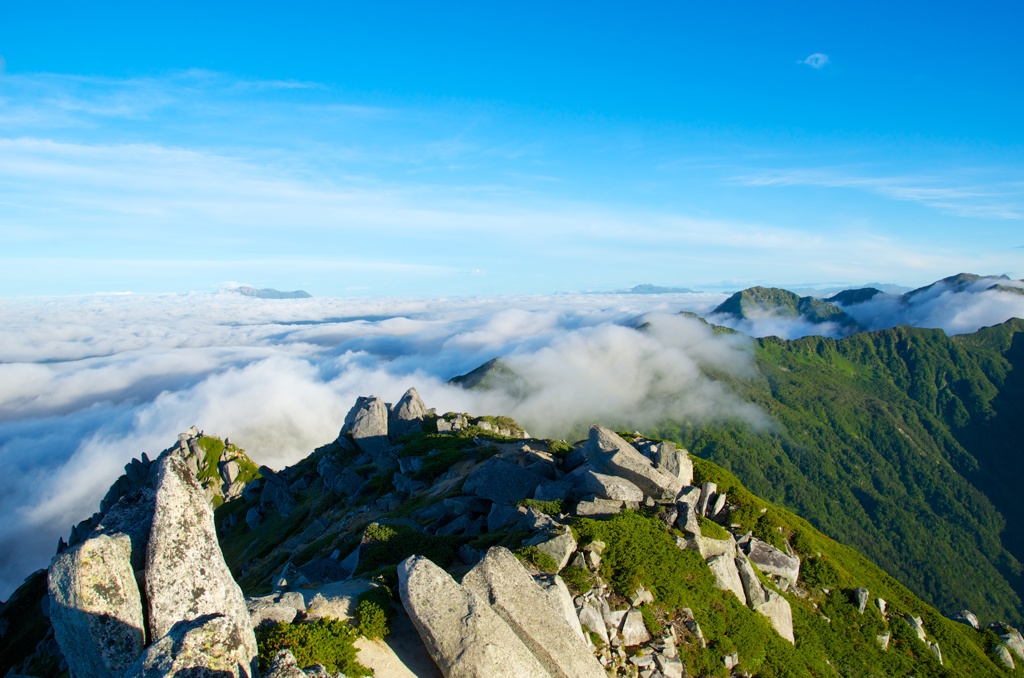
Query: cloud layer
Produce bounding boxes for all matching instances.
[0,290,746,598]
[3,280,1021,597]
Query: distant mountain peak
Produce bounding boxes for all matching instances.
[902,272,1008,301]
[825,287,883,306]
[623,284,696,294]
[713,286,860,332]
[233,286,311,299]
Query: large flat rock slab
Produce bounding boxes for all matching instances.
[462,547,605,678]
[398,555,551,678]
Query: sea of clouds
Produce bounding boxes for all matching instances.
[2,279,1023,598]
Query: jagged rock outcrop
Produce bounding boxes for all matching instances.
[47,533,145,678]
[389,387,429,439]
[341,395,391,456]
[145,451,257,671]
[461,547,605,678]
[398,555,550,677]
[584,426,682,501]
[123,614,256,678]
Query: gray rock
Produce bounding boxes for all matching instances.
[390,387,429,439]
[953,609,980,629]
[706,554,747,606]
[711,492,727,518]
[260,479,297,518]
[342,395,391,456]
[675,502,701,535]
[245,507,263,531]
[696,482,717,516]
[744,538,800,587]
[905,614,927,643]
[752,590,794,644]
[574,498,624,518]
[398,554,551,678]
[877,633,891,651]
[246,591,305,627]
[219,460,240,485]
[303,579,374,621]
[444,495,493,515]
[48,533,145,678]
[929,641,942,665]
[534,480,573,503]
[579,599,609,646]
[123,613,258,678]
[677,484,701,505]
[534,574,585,641]
[999,624,1024,662]
[487,504,531,532]
[734,554,767,607]
[90,486,156,572]
[145,451,258,666]
[877,597,887,615]
[462,547,605,677]
[853,587,869,614]
[683,534,735,560]
[724,652,739,671]
[619,608,651,646]
[656,654,684,678]
[584,426,683,501]
[534,531,577,572]
[568,467,644,502]
[994,644,1016,670]
[265,649,308,678]
[651,441,694,486]
[463,457,546,504]
[629,586,654,607]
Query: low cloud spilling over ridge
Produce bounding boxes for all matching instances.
[707,275,1024,339]
[0,291,744,598]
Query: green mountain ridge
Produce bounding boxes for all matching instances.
[713,286,862,333]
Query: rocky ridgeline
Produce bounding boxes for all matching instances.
[5,388,1024,676]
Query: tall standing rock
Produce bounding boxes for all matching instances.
[389,387,429,439]
[341,396,391,456]
[48,532,146,678]
[652,441,694,487]
[584,426,682,501]
[145,451,258,672]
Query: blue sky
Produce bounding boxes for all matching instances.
[1,1,1022,296]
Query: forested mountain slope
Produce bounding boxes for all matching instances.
[656,318,1024,625]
